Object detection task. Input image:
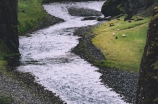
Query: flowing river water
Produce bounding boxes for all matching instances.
[17,1,129,104]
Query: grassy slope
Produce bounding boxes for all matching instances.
[92,1,158,72]
[92,16,151,72]
[18,0,45,34]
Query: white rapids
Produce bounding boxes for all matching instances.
[17,1,129,104]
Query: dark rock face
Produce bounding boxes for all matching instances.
[136,7,158,104]
[124,0,154,15]
[43,0,104,3]
[101,0,124,17]
[68,7,102,16]
[0,0,19,53]
[101,0,154,17]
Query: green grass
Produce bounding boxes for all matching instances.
[92,16,151,72]
[0,96,13,104]
[18,0,45,34]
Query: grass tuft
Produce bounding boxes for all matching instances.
[0,96,13,104]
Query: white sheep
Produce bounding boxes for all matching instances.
[122,34,126,37]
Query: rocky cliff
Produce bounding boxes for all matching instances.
[101,0,154,17]
[136,6,158,104]
[43,0,104,3]
[0,0,19,53]
[101,0,124,17]
[124,0,154,15]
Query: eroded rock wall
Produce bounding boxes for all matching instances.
[101,0,123,17]
[0,0,19,53]
[124,0,154,15]
[101,0,154,17]
[136,6,158,104]
[43,0,104,3]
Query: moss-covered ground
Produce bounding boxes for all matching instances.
[18,0,45,34]
[92,16,151,72]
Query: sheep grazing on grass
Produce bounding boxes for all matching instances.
[122,34,126,37]
[113,33,115,35]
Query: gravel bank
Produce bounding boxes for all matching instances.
[72,25,139,104]
[0,67,64,104]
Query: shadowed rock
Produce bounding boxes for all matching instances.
[136,6,158,104]
[68,7,102,16]
[0,0,19,53]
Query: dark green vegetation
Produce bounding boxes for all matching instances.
[0,0,20,69]
[0,96,13,104]
[18,0,45,34]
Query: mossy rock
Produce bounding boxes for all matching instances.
[101,0,124,17]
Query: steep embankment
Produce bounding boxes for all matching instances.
[18,0,64,35]
[101,0,154,17]
[136,6,158,104]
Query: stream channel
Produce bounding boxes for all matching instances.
[16,1,129,104]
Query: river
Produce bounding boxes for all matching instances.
[17,1,129,104]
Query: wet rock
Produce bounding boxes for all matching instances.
[97,16,111,21]
[82,17,97,21]
[136,6,158,104]
[68,7,102,16]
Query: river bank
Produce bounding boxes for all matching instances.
[1,1,132,103]
[72,25,139,104]
[0,65,64,104]
[0,5,65,104]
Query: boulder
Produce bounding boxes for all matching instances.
[101,0,124,17]
[68,7,102,16]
